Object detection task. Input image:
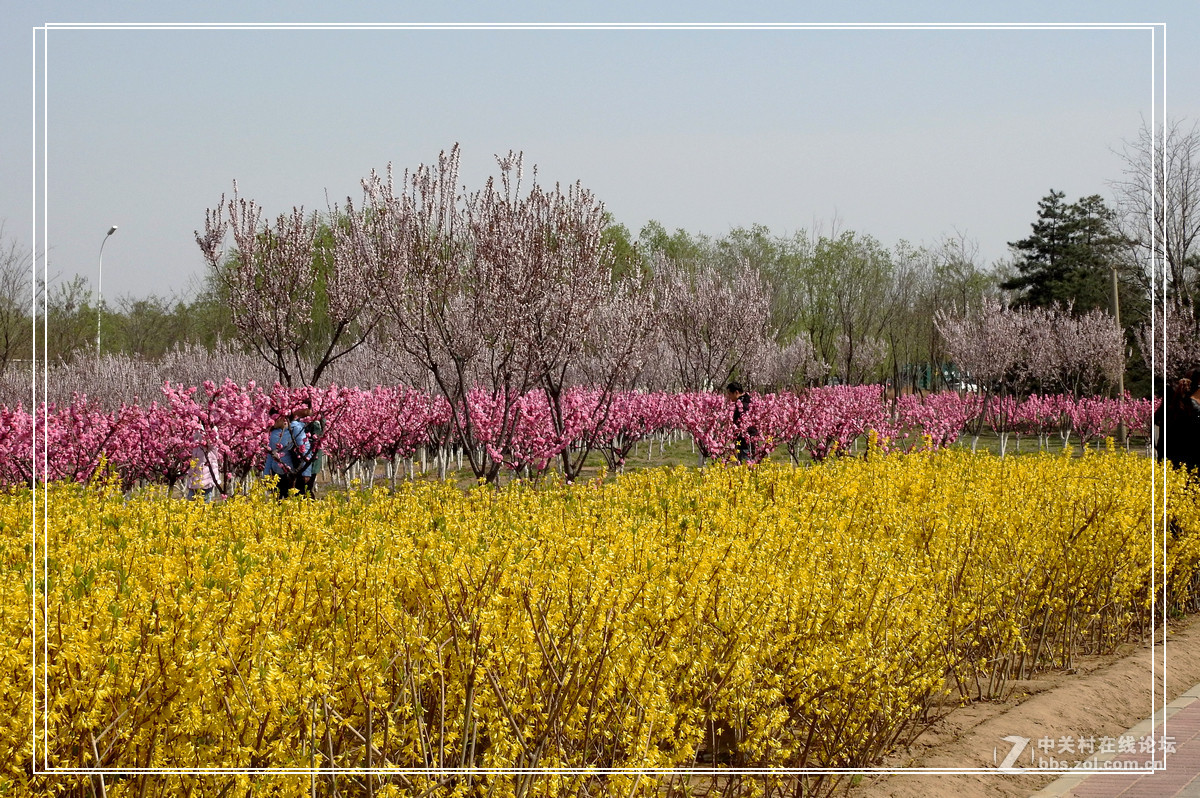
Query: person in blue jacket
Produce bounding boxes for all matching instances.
[288,405,314,498]
[264,409,297,498]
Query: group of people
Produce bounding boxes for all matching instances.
[1152,369,1200,477]
[264,404,326,498]
[182,405,326,501]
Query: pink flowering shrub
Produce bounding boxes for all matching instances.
[0,384,1155,490]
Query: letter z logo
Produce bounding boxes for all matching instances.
[996,735,1030,770]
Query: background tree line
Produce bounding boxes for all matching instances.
[1,119,1197,399]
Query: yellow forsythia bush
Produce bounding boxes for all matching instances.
[0,447,1196,797]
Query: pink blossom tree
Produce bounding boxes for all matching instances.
[1021,304,1124,397]
[651,255,774,392]
[935,298,1023,450]
[364,146,631,483]
[546,279,654,481]
[1135,301,1200,382]
[589,390,674,471]
[39,396,121,484]
[359,146,508,482]
[195,184,386,387]
[937,299,1125,450]
[0,404,33,486]
[896,391,980,450]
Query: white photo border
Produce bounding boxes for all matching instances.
[29,19,1168,780]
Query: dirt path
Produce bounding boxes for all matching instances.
[847,613,1200,798]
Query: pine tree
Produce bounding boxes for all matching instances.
[1002,190,1125,313]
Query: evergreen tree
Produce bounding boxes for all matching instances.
[1002,190,1126,313]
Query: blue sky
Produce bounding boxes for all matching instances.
[4,2,1196,302]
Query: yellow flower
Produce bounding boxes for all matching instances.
[0,452,1192,794]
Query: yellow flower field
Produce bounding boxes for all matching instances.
[0,448,1197,797]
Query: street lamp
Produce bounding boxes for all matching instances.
[97,225,117,359]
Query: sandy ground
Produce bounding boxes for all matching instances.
[844,613,1200,798]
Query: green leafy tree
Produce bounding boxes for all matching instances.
[790,231,898,384]
[177,273,239,349]
[1003,190,1153,396]
[0,225,33,375]
[638,220,710,267]
[41,276,95,364]
[600,214,642,280]
[109,295,180,360]
[713,224,808,339]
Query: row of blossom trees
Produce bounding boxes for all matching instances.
[934,298,1140,451]
[195,147,831,481]
[2,382,1154,493]
[185,145,1161,484]
[936,299,1125,398]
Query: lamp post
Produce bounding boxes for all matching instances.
[97,225,117,359]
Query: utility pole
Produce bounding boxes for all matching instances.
[1111,263,1127,445]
